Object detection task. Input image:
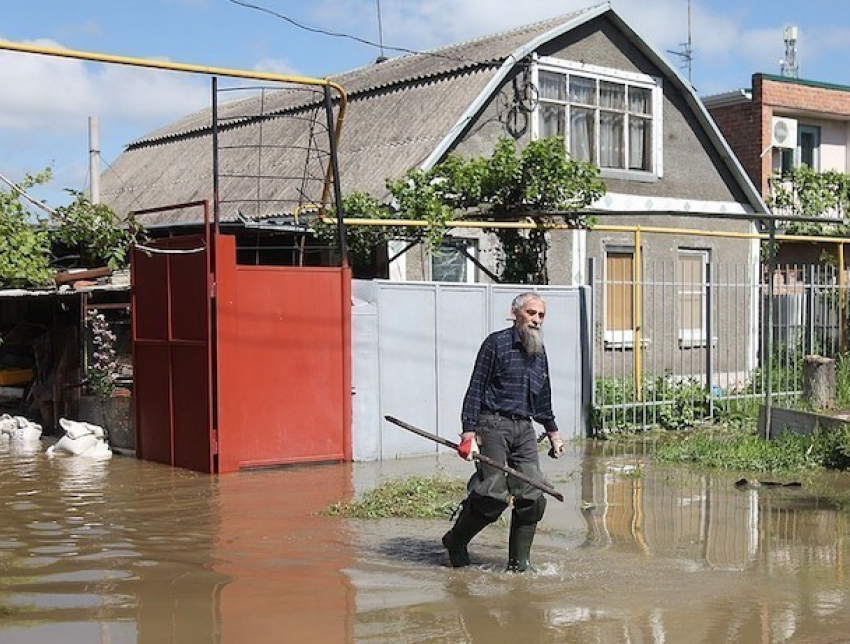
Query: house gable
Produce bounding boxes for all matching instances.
[442,13,758,217]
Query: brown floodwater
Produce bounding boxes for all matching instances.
[1,438,850,644]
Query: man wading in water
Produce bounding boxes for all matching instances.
[443,291,565,572]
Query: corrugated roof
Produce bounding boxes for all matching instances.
[130,6,600,147]
[102,6,605,224]
[100,2,768,226]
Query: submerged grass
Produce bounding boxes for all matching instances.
[323,474,466,519]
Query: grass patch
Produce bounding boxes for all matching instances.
[323,474,466,519]
[654,427,850,474]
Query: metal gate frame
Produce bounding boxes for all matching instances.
[131,212,351,473]
[131,225,215,472]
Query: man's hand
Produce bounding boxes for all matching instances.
[457,432,479,461]
[547,431,565,459]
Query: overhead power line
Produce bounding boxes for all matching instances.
[225,0,504,67]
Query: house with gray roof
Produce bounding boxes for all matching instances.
[101,2,768,381]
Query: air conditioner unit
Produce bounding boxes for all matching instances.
[771,116,798,149]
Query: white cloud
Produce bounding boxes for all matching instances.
[252,57,301,76]
[0,38,211,136]
[0,36,214,201]
[318,0,596,51]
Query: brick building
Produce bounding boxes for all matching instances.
[705,73,850,263]
[705,73,850,198]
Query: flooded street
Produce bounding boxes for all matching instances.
[2,439,850,644]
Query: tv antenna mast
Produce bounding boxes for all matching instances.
[667,0,693,82]
[374,0,388,63]
[780,25,799,78]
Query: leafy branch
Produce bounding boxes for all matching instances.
[0,169,55,288]
[769,166,850,235]
[52,191,144,271]
[315,136,606,283]
[0,172,146,289]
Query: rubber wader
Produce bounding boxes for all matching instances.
[506,512,537,573]
[441,503,490,568]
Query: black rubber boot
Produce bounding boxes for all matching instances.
[441,503,490,568]
[506,515,537,573]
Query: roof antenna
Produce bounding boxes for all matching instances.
[374,0,388,64]
[666,0,693,82]
[780,25,799,78]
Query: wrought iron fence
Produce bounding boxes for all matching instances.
[591,260,850,434]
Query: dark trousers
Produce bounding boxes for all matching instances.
[465,411,547,524]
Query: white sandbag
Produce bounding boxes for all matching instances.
[50,417,112,459]
[85,423,106,439]
[59,418,94,440]
[47,437,112,459]
[8,417,42,442]
[50,432,100,456]
[58,418,106,440]
[82,440,112,460]
[0,413,16,436]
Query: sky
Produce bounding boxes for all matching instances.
[1,0,848,208]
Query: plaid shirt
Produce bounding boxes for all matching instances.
[461,326,558,433]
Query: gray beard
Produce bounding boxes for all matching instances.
[517,324,544,355]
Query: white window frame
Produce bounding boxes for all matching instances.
[429,239,477,283]
[533,57,664,180]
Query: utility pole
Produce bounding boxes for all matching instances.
[88,116,100,204]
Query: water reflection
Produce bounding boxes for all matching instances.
[1,440,849,643]
[0,444,355,644]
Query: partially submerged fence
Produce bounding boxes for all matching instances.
[592,257,850,434]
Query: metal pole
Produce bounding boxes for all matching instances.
[211,77,220,236]
[765,218,776,439]
[88,116,100,204]
[634,227,643,401]
[324,84,349,268]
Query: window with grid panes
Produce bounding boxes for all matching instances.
[537,62,658,175]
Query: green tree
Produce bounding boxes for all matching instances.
[313,191,408,276]
[0,171,145,289]
[316,136,605,283]
[0,169,53,288]
[52,191,144,270]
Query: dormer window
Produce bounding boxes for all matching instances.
[534,59,663,180]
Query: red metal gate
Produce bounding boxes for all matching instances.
[131,233,351,473]
[131,235,214,472]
